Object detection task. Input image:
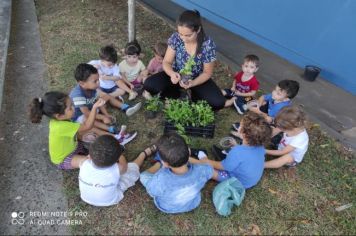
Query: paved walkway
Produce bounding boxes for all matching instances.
[0,0,11,110]
[140,0,356,150]
[0,0,69,234]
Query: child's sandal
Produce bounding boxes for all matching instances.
[141,145,157,158]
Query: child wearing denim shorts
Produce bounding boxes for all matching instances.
[222,54,260,114]
[89,45,139,101]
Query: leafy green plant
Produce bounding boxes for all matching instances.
[179,55,196,76]
[164,99,214,127]
[191,101,215,127]
[145,94,163,112]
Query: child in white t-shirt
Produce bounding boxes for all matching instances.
[79,135,149,206]
[265,106,309,168]
[119,40,148,97]
[89,45,138,101]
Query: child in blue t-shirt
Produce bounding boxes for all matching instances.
[248,79,299,124]
[231,80,299,144]
[191,112,271,189]
[140,133,213,214]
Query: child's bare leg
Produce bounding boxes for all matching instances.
[224,97,235,107]
[221,89,227,96]
[71,155,89,168]
[264,154,295,169]
[133,146,156,167]
[106,96,124,109]
[116,80,134,94]
[94,120,110,131]
[211,169,220,181]
[110,88,125,98]
[91,126,114,136]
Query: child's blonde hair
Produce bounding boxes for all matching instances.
[274,105,307,130]
[153,41,168,58]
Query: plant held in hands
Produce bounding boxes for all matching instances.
[179,55,196,84]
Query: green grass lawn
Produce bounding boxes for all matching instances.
[35,0,355,234]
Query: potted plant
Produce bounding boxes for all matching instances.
[163,99,215,138]
[179,55,196,84]
[144,94,163,119]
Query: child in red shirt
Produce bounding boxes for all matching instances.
[222,54,260,114]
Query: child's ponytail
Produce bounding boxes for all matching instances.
[29,91,68,123]
[29,97,44,123]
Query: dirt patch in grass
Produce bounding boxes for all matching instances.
[36,0,355,234]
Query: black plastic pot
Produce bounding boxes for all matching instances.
[304,65,321,81]
[164,121,215,138]
[144,110,157,119]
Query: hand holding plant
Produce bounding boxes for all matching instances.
[179,56,196,86]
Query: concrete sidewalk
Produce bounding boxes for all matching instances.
[140,0,356,150]
[0,0,69,234]
[0,0,11,111]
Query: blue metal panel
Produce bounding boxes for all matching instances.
[172,0,356,94]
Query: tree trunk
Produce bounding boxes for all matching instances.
[128,0,135,42]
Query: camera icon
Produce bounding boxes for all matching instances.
[11,212,25,225]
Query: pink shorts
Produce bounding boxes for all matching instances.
[56,141,88,170]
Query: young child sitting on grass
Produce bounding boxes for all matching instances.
[265,106,309,168]
[147,41,167,75]
[190,112,271,189]
[222,54,260,114]
[247,79,299,124]
[70,63,140,143]
[88,45,139,101]
[140,132,213,214]
[143,41,168,99]
[79,135,150,206]
[231,79,299,141]
[119,40,148,97]
[29,91,106,169]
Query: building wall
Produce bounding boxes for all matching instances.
[172,0,356,95]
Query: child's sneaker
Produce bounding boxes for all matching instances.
[142,90,152,100]
[108,125,119,134]
[190,148,208,159]
[232,122,240,131]
[115,131,137,146]
[118,96,124,103]
[128,91,138,101]
[125,102,142,116]
[233,98,245,115]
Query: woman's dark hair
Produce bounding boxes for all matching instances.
[99,45,118,63]
[29,91,68,123]
[89,135,124,167]
[177,10,206,55]
[124,40,142,56]
[156,132,189,168]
